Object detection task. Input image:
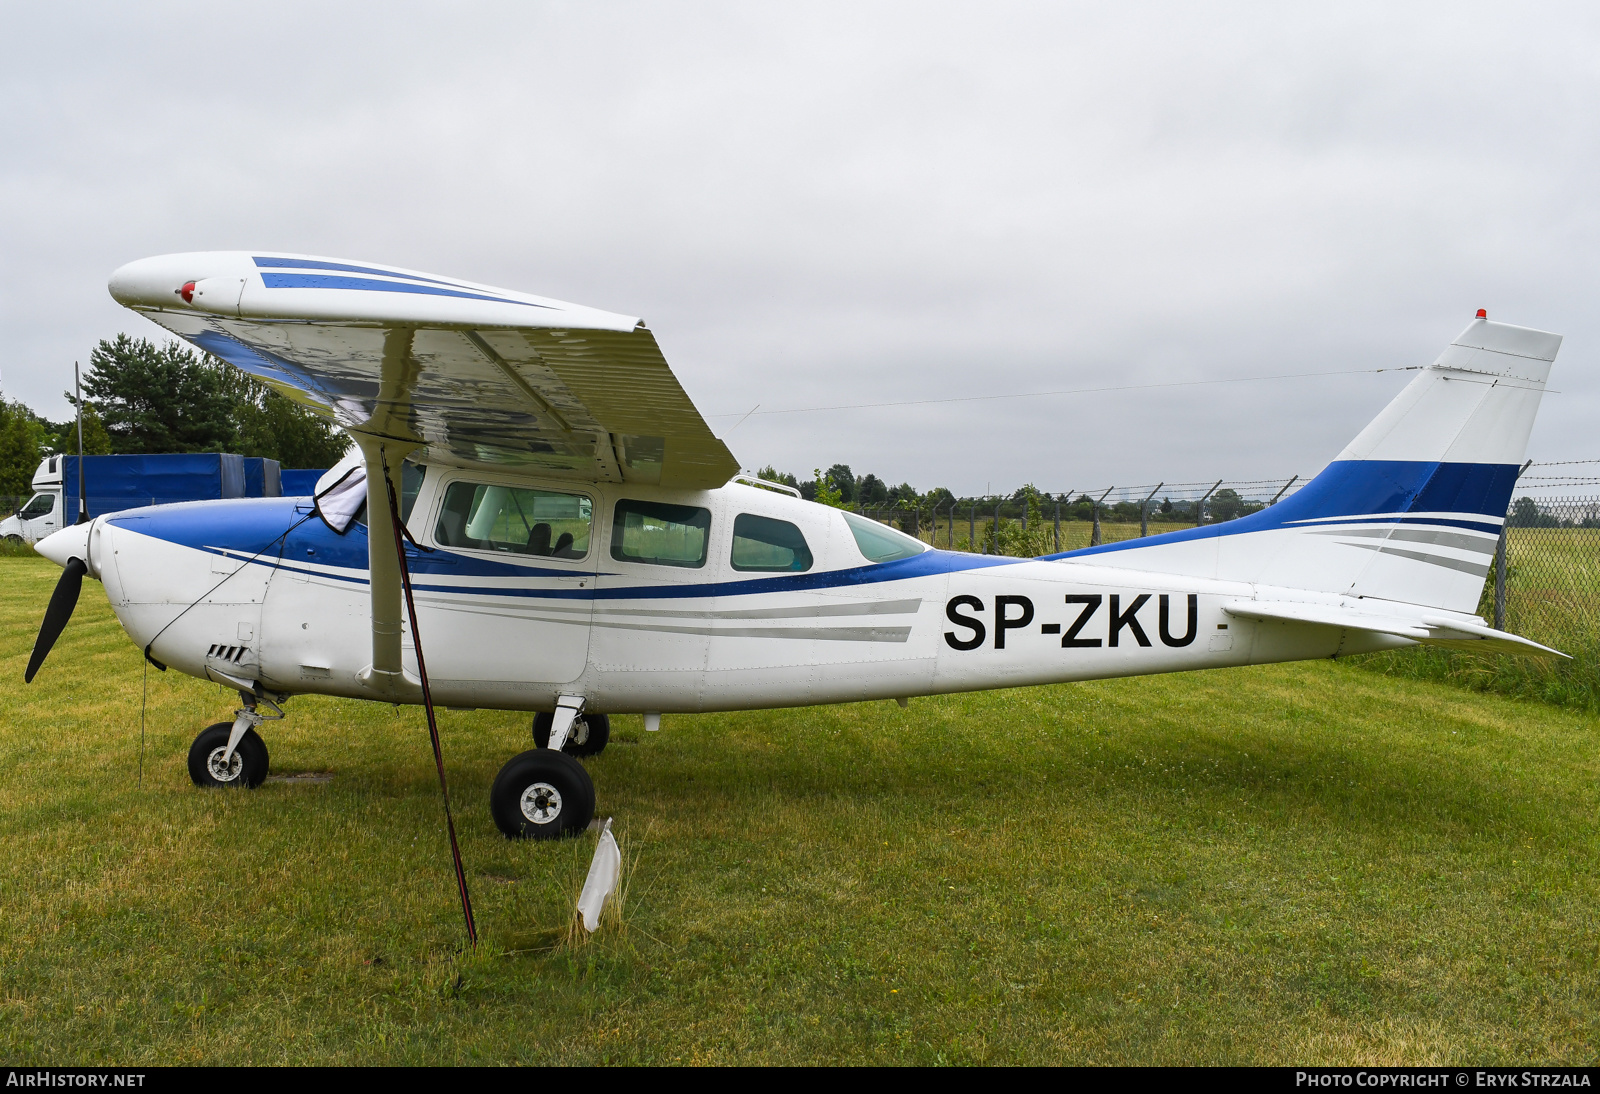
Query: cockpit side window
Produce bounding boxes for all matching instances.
[730,513,813,572]
[432,480,592,558]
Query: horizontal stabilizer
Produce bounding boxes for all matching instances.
[1223,600,1567,658]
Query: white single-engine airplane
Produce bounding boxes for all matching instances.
[27,252,1565,843]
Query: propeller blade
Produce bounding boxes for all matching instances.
[25,557,86,683]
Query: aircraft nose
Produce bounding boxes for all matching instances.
[35,521,93,573]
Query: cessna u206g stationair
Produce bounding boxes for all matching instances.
[27,252,1565,840]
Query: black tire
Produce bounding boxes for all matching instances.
[531,711,609,757]
[187,721,270,789]
[490,749,595,839]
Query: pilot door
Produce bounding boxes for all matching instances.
[413,474,598,688]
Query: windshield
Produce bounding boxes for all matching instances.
[19,494,54,520]
[842,511,928,563]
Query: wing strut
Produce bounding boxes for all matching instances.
[381,449,478,949]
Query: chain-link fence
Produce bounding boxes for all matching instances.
[856,476,1306,556]
[851,463,1600,711]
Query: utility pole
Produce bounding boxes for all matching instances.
[75,362,88,525]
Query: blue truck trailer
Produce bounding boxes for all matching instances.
[1,454,282,544]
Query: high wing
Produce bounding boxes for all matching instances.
[108,252,739,489]
[110,251,741,701]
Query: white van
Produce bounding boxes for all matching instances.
[1,457,66,545]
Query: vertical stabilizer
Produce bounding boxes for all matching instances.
[1053,316,1562,614]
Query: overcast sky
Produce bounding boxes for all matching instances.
[2,2,1596,498]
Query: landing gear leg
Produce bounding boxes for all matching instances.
[532,712,610,756]
[186,691,282,789]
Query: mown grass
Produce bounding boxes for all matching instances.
[1353,527,1600,712]
[1,555,1597,1064]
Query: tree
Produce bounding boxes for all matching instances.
[1207,488,1260,523]
[79,335,348,466]
[81,335,234,453]
[0,400,43,499]
[1508,496,1558,528]
[77,403,113,455]
[811,468,847,509]
[755,466,800,490]
[824,463,856,504]
[858,473,888,506]
[224,372,348,468]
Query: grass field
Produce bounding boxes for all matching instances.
[2,554,1598,1064]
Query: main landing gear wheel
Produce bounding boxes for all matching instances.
[490,749,595,840]
[532,711,610,757]
[187,721,270,789]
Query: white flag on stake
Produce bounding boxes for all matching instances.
[577,818,620,932]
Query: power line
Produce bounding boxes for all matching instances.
[707,366,1421,419]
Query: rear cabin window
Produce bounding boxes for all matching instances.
[435,481,592,558]
[611,499,711,568]
[730,513,813,572]
[842,510,928,563]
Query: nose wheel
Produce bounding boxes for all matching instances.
[187,721,270,788]
[490,749,595,839]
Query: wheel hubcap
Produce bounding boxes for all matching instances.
[520,781,563,824]
[206,746,243,783]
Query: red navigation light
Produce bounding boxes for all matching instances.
[178,281,196,304]
[1476,308,1487,319]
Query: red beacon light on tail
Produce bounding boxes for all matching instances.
[1477,308,1488,319]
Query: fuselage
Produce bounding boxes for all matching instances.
[75,472,1406,715]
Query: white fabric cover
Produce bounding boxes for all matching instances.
[577,818,621,932]
[313,451,368,534]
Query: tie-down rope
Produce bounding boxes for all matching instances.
[381,453,478,948]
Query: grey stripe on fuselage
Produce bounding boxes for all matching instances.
[1331,539,1492,577]
[415,595,922,620]
[1311,527,1497,554]
[410,593,919,641]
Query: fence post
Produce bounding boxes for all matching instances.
[1090,486,1113,547]
[1139,481,1163,539]
[1494,525,1508,630]
[1195,479,1222,528]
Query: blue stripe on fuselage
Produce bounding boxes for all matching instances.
[107,496,1027,599]
[1044,460,1516,560]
